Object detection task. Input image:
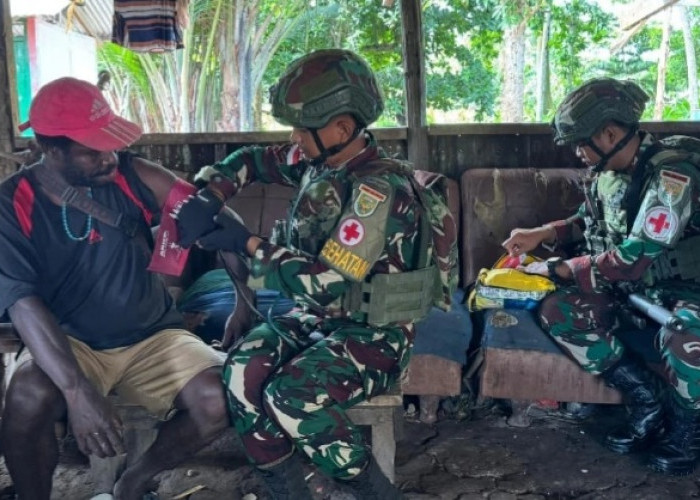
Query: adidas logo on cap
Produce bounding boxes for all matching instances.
[89,98,110,122]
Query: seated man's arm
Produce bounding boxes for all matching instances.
[0,183,123,459]
[9,296,124,458]
[131,156,180,211]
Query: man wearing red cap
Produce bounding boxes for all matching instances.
[0,77,228,499]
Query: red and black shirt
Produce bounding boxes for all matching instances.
[0,152,183,349]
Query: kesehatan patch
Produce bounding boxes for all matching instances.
[643,206,678,241]
[319,239,371,281]
[337,218,365,246]
[354,183,387,217]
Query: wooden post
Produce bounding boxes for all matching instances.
[399,0,429,169]
[0,0,18,179]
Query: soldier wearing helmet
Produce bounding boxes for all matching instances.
[175,49,421,498]
[551,77,648,172]
[503,77,700,476]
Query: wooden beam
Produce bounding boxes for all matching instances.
[0,0,18,179]
[621,0,680,31]
[400,0,428,168]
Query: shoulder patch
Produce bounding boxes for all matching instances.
[319,176,395,282]
[354,183,387,217]
[319,238,372,281]
[642,206,678,241]
[337,218,365,246]
[658,169,690,205]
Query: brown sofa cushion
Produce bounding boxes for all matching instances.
[460,168,585,285]
[227,183,296,237]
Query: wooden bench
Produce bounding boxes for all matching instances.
[347,384,404,483]
[88,383,403,489]
[459,168,625,406]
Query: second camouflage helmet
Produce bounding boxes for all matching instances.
[551,78,649,145]
[269,49,384,129]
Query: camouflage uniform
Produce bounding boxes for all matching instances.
[544,78,700,476]
[543,111,700,410]
[177,51,427,494]
[212,139,421,477]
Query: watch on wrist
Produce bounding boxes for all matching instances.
[546,256,564,282]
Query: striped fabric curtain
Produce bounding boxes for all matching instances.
[112,0,186,53]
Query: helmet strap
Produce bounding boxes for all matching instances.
[590,126,638,173]
[307,126,363,166]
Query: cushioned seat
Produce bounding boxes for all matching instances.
[459,168,624,404]
[480,309,622,403]
[403,289,473,397]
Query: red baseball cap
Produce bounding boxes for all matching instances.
[18,77,142,152]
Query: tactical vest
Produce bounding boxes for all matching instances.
[583,170,631,255]
[270,160,441,326]
[584,136,700,285]
[641,137,700,284]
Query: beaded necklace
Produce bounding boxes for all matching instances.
[61,188,93,241]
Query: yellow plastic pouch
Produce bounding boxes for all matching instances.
[467,254,556,312]
[478,268,555,293]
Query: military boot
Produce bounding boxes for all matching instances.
[601,355,664,454]
[256,452,313,500]
[342,456,404,500]
[648,397,700,476]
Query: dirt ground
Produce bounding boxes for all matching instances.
[0,399,699,500]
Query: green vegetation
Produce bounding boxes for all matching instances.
[97,0,700,132]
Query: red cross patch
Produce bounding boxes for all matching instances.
[338,218,365,246]
[643,206,678,241]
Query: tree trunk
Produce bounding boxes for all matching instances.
[680,6,698,118]
[500,20,527,122]
[535,9,551,122]
[653,7,672,119]
[220,1,304,131]
[196,0,225,131]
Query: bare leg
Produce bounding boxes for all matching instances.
[0,361,67,500]
[113,367,228,500]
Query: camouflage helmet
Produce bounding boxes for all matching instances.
[551,78,648,145]
[269,49,384,129]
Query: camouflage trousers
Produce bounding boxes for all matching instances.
[539,285,700,409]
[223,311,412,479]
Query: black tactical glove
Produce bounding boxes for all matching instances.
[197,211,253,256]
[175,188,224,248]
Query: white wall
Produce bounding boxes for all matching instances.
[32,19,97,94]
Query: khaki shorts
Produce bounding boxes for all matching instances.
[17,329,225,419]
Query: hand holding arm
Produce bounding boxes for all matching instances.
[197,209,255,256]
[175,188,224,248]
